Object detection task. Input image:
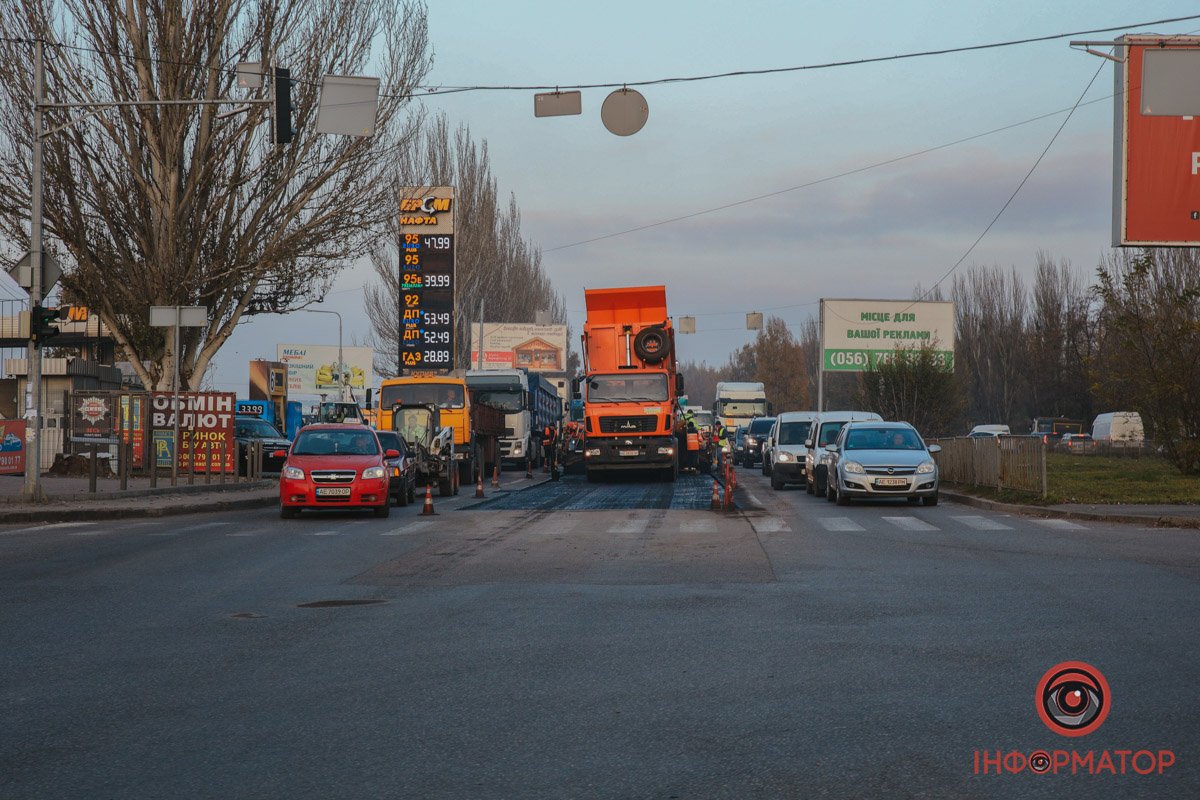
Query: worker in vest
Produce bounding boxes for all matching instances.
[542,423,558,471]
[714,421,729,471]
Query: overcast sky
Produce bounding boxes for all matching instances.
[204,2,1199,397]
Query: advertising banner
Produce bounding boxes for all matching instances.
[820,299,955,372]
[398,186,456,374]
[467,323,569,372]
[71,392,117,441]
[0,419,26,475]
[276,345,374,395]
[120,395,146,466]
[150,392,236,473]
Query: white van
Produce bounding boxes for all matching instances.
[1091,412,1144,444]
[969,424,1010,437]
[768,411,819,490]
[803,411,883,497]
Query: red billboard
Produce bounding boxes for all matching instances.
[0,419,26,475]
[1115,35,1200,246]
[150,392,236,473]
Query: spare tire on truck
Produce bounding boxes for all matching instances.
[634,325,671,363]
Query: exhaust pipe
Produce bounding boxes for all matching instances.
[624,326,633,367]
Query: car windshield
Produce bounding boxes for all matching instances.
[587,374,668,402]
[380,383,465,409]
[719,401,767,417]
[777,421,812,445]
[235,418,282,439]
[817,421,845,446]
[292,429,380,456]
[845,427,924,451]
[374,432,405,454]
[748,418,775,435]
[472,390,524,412]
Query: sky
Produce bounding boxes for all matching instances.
[17,1,1200,400]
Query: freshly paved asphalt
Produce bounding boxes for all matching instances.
[1,467,1196,799]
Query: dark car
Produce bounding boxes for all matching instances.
[234,415,292,475]
[374,429,417,506]
[741,416,776,467]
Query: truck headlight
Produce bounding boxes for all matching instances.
[843,461,865,474]
[916,460,936,474]
[362,466,386,479]
[657,446,674,455]
[776,452,791,462]
[282,466,304,480]
[585,448,601,457]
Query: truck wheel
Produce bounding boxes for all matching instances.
[805,475,815,495]
[666,456,678,483]
[771,471,784,491]
[633,326,670,363]
[438,473,453,497]
[586,469,600,483]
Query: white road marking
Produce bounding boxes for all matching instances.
[225,532,257,537]
[310,530,340,536]
[951,515,1013,531]
[1033,518,1086,530]
[381,520,436,536]
[751,517,791,533]
[178,521,235,532]
[608,518,649,535]
[744,491,763,507]
[19,521,98,534]
[818,517,866,532]
[883,516,939,531]
[680,518,718,533]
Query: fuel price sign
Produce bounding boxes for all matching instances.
[398,187,455,373]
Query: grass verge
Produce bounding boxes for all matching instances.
[946,453,1200,505]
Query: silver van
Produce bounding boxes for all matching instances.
[803,411,883,497]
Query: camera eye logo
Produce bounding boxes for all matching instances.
[1036,661,1111,737]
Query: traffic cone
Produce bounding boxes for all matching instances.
[491,463,500,488]
[475,473,485,498]
[710,479,721,510]
[421,483,436,516]
[526,458,533,479]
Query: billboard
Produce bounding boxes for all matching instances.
[820,299,954,372]
[0,419,26,475]
[150,392,236,473]
[276,345,374,395]
[1113,35,1200,245]
[467,323,569,372]
[398,186,456,373]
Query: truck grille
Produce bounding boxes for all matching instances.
[598,415,657,433]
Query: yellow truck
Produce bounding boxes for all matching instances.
[378,375,504,486]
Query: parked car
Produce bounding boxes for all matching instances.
[769,411,818,490]
[1091,412,1144,444]
[741,416,776,467]
[804,411,884,496]
[234,414,292,475]
[373,429,417,506]
[1057,432,1097,452]
[278,424,397,518]
[824,420,941,506]
[968,424,1010,438]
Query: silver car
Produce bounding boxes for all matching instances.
[824,421,941,506]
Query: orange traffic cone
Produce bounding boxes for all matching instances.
[526,458,533,479]
[475,473,485,498]
[491,463,500,488]
[711,479,721,511]
[421,483,436,516]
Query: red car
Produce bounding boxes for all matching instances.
[278,424,399,518]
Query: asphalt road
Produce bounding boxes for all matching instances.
[1,467,1197,799]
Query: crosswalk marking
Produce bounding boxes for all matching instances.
[680,518,718,533]
[883,516,939,531]
[381,520,435,536]
[818,517,866,532]
[310,530,340,536]
[608,518,649,534]
[951,515,1013,531]
[751,517,791,533]
[1033,518,1085,530]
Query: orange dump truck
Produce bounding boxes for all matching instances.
[578,285,683,482]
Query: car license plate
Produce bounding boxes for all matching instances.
[618,449,639,457]
[316,486,352,497]
[875,477,907,487]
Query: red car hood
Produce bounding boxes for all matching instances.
[285,454,382,473]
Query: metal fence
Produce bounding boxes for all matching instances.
[929,436,1047,497]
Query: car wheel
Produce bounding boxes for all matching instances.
[825,477,837,502]
[407,479,416,505]
[835,484,851,506]
[805,474,815,495]
[373,500,391,518]
[280,505,298,519]
[397,483,409,507]
[770,471,784,491]
[815,471,827,498]
[922,494,939,507]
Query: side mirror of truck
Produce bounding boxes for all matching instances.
[804,439,814,449]
[676,374,685,394]
[571,376,581,397]
[825,443,838,452]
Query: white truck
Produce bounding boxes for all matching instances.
[465,369,560,467]
[712,381,769,430]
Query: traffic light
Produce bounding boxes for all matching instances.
[273,66,294,145]
[30,304,66,346]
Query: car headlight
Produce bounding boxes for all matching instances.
[776,452,791,462]
[843,461,865,474]
[362,466,386,479]
[282,465,304,480]
[916,460,936,474]
[585,448,601,457]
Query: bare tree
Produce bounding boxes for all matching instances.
[856,343,964,436]
[364,114,565,376]
[0,0,431,389]
[951,265,1028,429]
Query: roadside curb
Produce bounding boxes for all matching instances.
[0,492,278,525]
[942,490,1200,530]
[0,479,276,505]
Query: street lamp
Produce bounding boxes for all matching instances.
[304,309,346,401]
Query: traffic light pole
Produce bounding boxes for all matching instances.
[24,40,47,501]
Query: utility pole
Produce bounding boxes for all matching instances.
[23,40,46,501]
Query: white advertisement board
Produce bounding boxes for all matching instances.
[820,299,955,372]
[467,323,569,372]
[276,344,375,394]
